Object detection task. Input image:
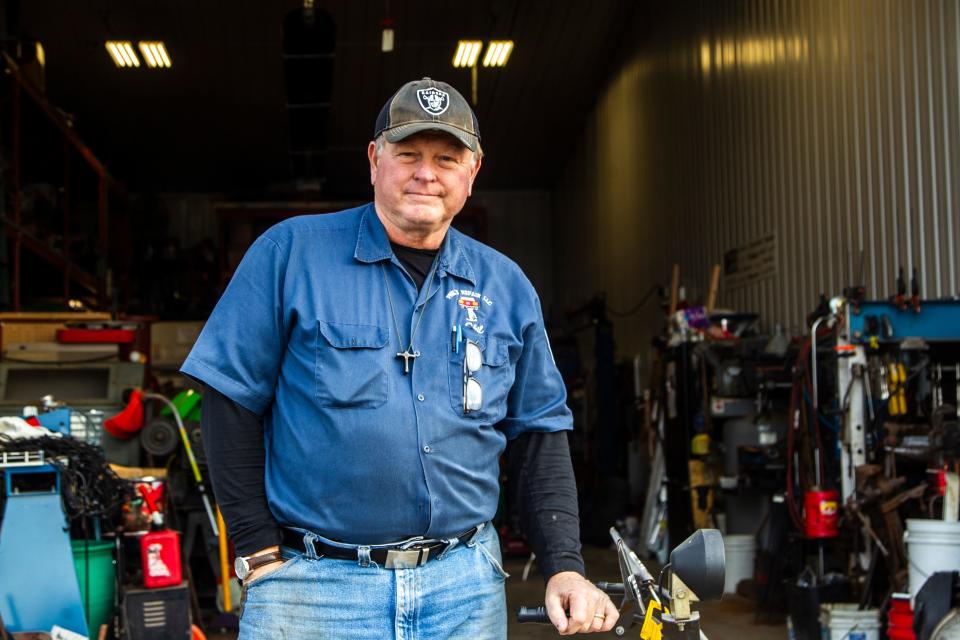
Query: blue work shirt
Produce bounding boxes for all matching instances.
[182,204,572,543]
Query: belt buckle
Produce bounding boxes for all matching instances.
[385,547,428,569]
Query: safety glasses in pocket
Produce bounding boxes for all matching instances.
[463,340,483,413]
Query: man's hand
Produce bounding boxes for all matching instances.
[545,571,619,635]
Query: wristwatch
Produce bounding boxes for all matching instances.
[234,550,283,581]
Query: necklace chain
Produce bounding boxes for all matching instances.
[380,262,437,374]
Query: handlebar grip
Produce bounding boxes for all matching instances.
[596,581,625,595]
[516,606,551,624]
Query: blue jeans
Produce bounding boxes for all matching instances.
[239,522,508,639]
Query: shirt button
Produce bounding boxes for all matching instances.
[417,394,425,402]
[423,445,431,453]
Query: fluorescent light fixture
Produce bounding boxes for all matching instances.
[106,41,140,67]
[138,41,172,68]
[453,40,482,68]
[481,41,513,67]
[381,28,394,52]
[139,42,157,67]
[121,42,139,67]
[700,41,711,72]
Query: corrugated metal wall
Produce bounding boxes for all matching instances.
[555,0,960,358]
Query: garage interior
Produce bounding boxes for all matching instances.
[1,0,960,638]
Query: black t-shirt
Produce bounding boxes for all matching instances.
[390,242,438,290]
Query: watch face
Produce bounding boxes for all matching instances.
[234,556,251,580]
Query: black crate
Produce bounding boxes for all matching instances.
[123,582,191,640]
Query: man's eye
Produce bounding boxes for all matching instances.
[438,156,458,165]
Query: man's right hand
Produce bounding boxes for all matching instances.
[243,545,284,584]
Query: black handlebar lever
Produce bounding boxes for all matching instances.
[596,581,626,595]
[516,606,551,625]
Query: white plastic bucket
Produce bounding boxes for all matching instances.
[905,519,960,601]
[722,534,755,594]
[818,604,880,640]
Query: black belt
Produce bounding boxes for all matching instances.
[281,526,480,569]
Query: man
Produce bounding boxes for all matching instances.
[182,78,617,638]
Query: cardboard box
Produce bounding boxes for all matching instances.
[150,322,204,367]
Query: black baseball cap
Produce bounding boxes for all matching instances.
[374,77,481,152]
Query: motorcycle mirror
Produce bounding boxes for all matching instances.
[669,529,726,602]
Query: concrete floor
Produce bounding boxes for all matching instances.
[206,543,787,639]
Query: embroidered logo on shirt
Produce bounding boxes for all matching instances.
[447,289,493,335]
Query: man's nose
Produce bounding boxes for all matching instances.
[413,160,438,181]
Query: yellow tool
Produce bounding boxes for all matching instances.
[641,600,669,640]
[888,363,907,416]
[691,433,710,456]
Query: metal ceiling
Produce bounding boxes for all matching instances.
[18,1,638,196]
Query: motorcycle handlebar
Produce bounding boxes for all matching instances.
[516,606,551,624]
[596,581,625,595]
[517,581,625,625]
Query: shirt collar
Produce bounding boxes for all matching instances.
[354,204,394,264]
[354,204,476,286]
[437,228,476,285]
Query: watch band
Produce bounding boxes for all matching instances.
[236,550,284,581]
[245,550,283,572]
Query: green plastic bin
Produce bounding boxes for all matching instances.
[71,539,116,636]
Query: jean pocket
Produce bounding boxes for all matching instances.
[316,321,390,408]
[476,536,510,580]
[242,554,303,590]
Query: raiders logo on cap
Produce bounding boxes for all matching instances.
[417,88,449,115]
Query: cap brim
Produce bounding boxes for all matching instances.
[383,122,479,152]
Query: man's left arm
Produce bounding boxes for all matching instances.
[509,430,582,578]
[500,291,618,635]
[512,431,619,635]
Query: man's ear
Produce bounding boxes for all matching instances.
[368,141,379,185]
[467,154,482,196]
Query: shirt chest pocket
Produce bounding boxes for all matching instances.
[447,336,512,422]
[316,321,390,408]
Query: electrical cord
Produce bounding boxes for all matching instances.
[786,337,812,531]
[785,317,845,533]
[802,388,840,434]
[0,434,132,521]
[606,285,665,317]
[657,563,672,603]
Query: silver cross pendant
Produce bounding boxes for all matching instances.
[396,349,421,374]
